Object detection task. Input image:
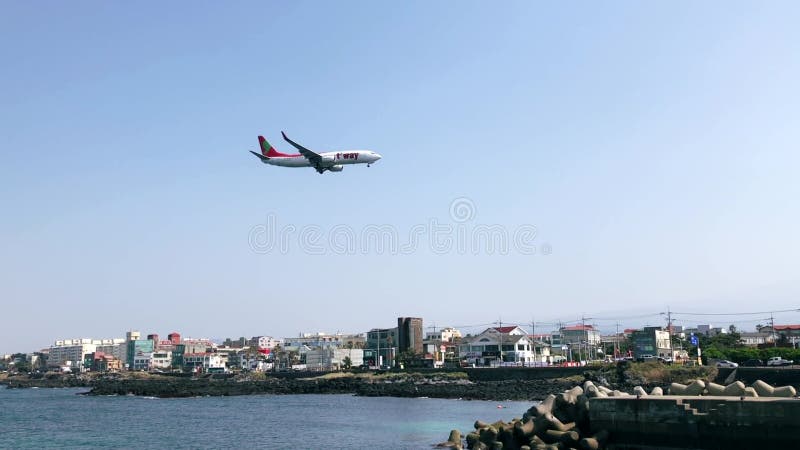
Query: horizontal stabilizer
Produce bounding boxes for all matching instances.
[249,150,269,161]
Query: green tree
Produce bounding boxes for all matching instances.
[12,360,31,373]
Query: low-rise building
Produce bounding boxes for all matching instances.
[423,327,463,368]
[555,325,602,362]
[182,353,225,373]
[127,339,155,370]
[132,353,152,371]
[458,326,542,366]
[693,325,727,337]
[180,338,216,354]
[739,332,773,347]
[631,326,672,359]
[425,327,462,343]
[284,332,365,352]
[83,351,122,372]
[249,336,282,353]
[151,351,173,370]
[366,327,398,368]
[305,348,364,371]
[761,325,800,342]
[236,353,274,372]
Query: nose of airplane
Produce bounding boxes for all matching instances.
[374,153,382,162]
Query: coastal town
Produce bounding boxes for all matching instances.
[3,315,799,375]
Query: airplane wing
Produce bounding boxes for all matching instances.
[282,131,322,165]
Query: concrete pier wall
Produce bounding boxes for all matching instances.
[589,396,800,449]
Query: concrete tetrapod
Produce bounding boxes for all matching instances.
[465,384,597,449]
[668,379,705,395]
[437,430,463,449]
[649,386,663,396]
[751,379,797,397]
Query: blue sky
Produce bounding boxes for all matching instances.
[2,2,799,353]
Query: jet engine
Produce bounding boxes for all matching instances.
[328,165,344,172]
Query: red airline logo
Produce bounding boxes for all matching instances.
[336,152,358,160]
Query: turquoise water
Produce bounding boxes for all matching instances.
[0,387,535,449]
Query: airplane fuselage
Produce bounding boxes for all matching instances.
[251,133,381,174]
[265,150,380,168]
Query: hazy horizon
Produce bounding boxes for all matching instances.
[3,2,800,354]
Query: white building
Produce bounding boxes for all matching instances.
[184,354,226,372]
[151,351,173,370]
[49,340,95,369]
[425,327,462,343]
[458,326,545,366]
[238,354,274,372]
[739,332,773,347]
[283,332,366,352]
[305,348,364,371]
[249,336,282,351]
[132,353,152,371]
[49,336,129,371]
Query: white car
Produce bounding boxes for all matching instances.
[715,360,739,368]
[766,356,793,367]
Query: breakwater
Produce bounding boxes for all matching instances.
[445,378,800,450]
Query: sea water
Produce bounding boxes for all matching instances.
[0,386,535,449]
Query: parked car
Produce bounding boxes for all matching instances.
[741,359,764,367]
[766,356,793,367]
[636,355,655,362]
[715,360,739,368]
[657,356,673,364]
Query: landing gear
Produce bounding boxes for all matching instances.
[367,164,371,167]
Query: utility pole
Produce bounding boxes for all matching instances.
[558,320,569,362]
[666,306,673,358]
[771,313,777,347]
[615,322,620,359]
[497,318,503,367]
[581,315,588,362]
[666,307,672,334]
[530,319,536,365]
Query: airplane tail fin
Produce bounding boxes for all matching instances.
[259,136,284,158]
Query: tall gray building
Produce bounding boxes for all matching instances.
[397,317,423,355]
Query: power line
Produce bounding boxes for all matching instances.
[668,308,800,316]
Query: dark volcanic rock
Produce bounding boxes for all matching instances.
[87,375,575,400]
[1,374,92,389]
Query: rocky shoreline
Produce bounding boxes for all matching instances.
[2,372,578,400]
[87,376,578,400]
[0,363,726,400]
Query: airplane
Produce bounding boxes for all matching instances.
[250,132,381,174]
